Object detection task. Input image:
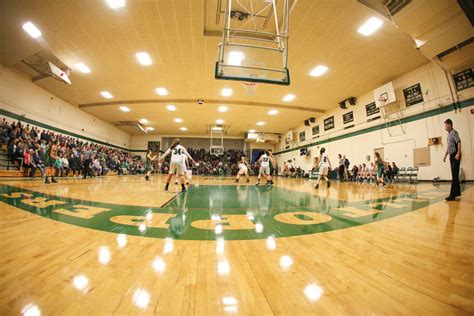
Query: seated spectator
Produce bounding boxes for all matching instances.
[61,155,70,177]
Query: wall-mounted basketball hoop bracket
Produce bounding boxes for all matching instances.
[215,0,291,86]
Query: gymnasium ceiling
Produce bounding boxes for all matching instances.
[0,0,434,136]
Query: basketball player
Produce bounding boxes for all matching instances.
[159,139,196,192]
[175,153,190,185]
[144,150,157,181]
[256,150,275,187]
[235,156,250,183]
[314,147,332,189]
[45,140,59,184]
[374,152,386,187]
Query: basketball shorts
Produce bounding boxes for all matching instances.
[238,167,248,175]
[319,165,329,176]
[260,165,270,175]
[169,162,186,175]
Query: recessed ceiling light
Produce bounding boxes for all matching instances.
[268,109,279,115]
[358,17,383,36]
[216,119,224,124]
[228,51,244,66]
[221,88,233,97]
[139,118,148,124]
[156,87,168,96]
[282,94,295,102]
[257,121,265,126]
[75,63,91,74]
[218,106,228,112]
[180,127,187,131]
[107,0,126,9]
[22,21,42,39]
[119,106,130,112]
[146,127,155,131]
[309,65,328,77]
[166,105,176,111]
[174,118,183,123]
[101,91,113,99]
[136,52,152,66]
[248,129,256,133]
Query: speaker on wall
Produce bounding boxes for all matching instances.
[339,101,347,109]
[309,117,316,123]
[304,120,310,126]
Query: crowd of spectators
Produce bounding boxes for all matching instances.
[1,118,144,178]
[159,148,251,176]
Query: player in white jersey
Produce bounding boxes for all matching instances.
[235,156,250,183]
[315,147,332,189]
[175,154,190,185]
[256,150,275,187]
[160,139,196,192]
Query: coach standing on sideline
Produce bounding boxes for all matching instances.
[443,119,462,201]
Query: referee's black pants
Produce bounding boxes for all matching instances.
[449,154,461,198]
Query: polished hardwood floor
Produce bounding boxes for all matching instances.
[0,175,472,315]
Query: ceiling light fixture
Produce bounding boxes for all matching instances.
[22,22,42,38]
[107,0,126,9]
[156,87,168,96]
[268,109,279,115]
[174,118,183,123]
[119,106,130,112]
[166,105,176,111]
[256,121,265,126]
[101,91,113,99]
[218,106,228,112]
[358,17,383,36]
[75,63,91,74]
[180,127,188,131]
[216,119,224,124]
[136,52,152,66]
[282,94,295,102]
[221,88,233,97]
[309,65,328,77]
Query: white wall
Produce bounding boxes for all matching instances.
[0,65,131,148]
[276,62,474,181]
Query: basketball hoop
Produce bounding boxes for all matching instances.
[242,82,258,96]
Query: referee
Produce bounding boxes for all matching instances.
[443,119,462,201]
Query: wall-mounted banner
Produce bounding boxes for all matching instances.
[324,116,335,131]
[343,111,354,124]
[299,131,306,142]
[453,68,474,91]
[403,83,424,107]
[365,102,380,117]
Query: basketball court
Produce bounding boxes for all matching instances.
[1,0,473,315]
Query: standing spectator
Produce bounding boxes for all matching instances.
[337,154,345,182]
[343,155,350,181]
[443,119,462,201]
[82,145,93,179]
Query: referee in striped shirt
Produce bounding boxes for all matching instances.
[443,119,462,201]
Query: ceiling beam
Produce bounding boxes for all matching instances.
[79,99,324,113]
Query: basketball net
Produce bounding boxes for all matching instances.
[242,82,257,96]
